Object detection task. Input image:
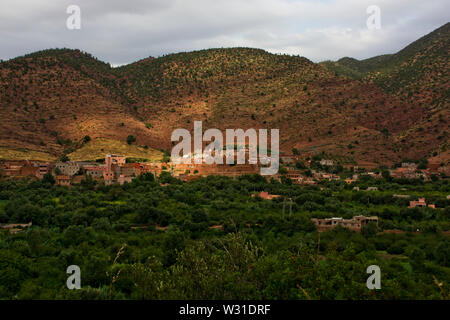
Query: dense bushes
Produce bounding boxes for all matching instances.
[0,175,448,299]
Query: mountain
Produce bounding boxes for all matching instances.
[322,23,449,104]
[322,22,449,162]
[0,23,448,166]
[115,48,421,165]
[0,49,161,159]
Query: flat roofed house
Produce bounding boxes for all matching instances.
[393,194,410,199]
[56,175,71,186]
[409,198,427,208]
[280,156,296,164]
[0,222,32,234]
[252,191,280,200]
[55,162,80,176]
[105,154,126,167]
[119,163,138,177]
[320,159,334,166]
[402,162,418,169]
[117,175,133,185]
[312,215,378,232]
[2,162,23,178]
[353,215,379,227]
[286,171,304,184]
[84,166,105,178]
[37,163,53,179]
[428,162,440,172]
[20,162,38,179]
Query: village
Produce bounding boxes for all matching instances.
[0,152,446,236]
[0,152,448,188]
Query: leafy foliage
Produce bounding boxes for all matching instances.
[0,175,449,299]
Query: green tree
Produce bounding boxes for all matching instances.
[127,135,136,145]
[361,222,378,238]
[42,172,55,185]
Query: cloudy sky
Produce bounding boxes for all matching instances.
[0,0,448,65]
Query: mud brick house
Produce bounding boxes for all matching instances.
[0,222,32,234]
[312,170,340,181]
[1,161,41,179]
[71,175,86,184]
[105,154,126,166]
[103,169,114,183]
[103,154,128,184]
[428,162,441,173]
[389,167,409,178]
[141,163,163,176]
[1,163,19,177]
[252,191,280,200]
[19,162,39,179]
[390,163,419,179]
[312,216,378,232]
[37,163,53,178]
[367,172,382,179]
[284,168,306,184]
[393,194,410,199]
[55,175,71,186]
[280,155,296,164]
[1,161,27,178]
[402,162,418,169]
[172,161,259,178]
[409,198,427,208]
[83,165,105,178]
[117,163,139,177]
[55,162,80,176]
[181,175,202,182]
[322,173,340,181]
[409,198,435,208]
[320,159,334,166]
[117,175,133,185]
[390,166,427,180]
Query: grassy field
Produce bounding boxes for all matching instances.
[0,147,57,161]
[67,138,163,162]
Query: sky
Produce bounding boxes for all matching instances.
[0,0,448,66]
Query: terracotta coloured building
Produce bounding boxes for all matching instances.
[408,198,436,208]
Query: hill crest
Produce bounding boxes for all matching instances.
[0,26,448,165]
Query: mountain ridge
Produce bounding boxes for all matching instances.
[0,24,448,166]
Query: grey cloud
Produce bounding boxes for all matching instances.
[0,0,448,65]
